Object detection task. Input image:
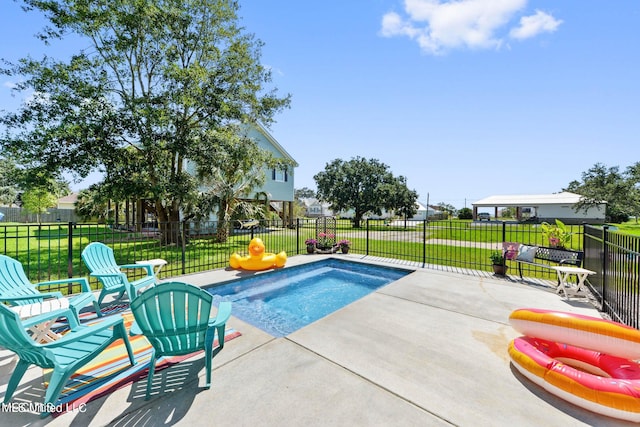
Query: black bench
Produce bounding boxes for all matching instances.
[503,242,584,279]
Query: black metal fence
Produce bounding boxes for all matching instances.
[583,225,640,328]
[1,218,638,326]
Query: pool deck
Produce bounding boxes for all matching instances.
[1,255,635,426]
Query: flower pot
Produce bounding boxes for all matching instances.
[306,245,315,254]
[341,247,349,254]
[492,264,508,276]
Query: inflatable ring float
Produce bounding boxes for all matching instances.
[508,308,640,422]
[229,237,286,271]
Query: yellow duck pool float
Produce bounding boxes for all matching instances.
[229,237,287,271]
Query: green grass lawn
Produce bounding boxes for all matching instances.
[612,220,640,236]
[1,219,636,285]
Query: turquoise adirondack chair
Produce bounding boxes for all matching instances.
[0,304,135,417]
[0,255,102,321]
[81,242,156,304]
[129,282,232,400]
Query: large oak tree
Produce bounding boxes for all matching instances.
[314,157,418,228]
[1,0,290,242]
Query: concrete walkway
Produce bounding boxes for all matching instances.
[0,255,634,426]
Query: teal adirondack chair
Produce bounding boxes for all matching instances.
[129,282,232,400]
[0,255,102,321]
[81,242,156,304]
[0,304,135,417]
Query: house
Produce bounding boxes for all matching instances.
[57,193,78,210]
[335,201,442,221]
[300,198,334,218]
[410,202,445,221]
[186,122,297,226]
[241,123,298,225]
[472,192,606,224]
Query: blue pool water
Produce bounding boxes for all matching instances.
[205,259,411,337]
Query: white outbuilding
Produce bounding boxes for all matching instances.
[472,192,606,224]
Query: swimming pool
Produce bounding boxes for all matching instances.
[205,259,411,337]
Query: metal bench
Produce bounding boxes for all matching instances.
[503,242,584,279]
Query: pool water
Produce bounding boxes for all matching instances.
[205,259,411,337]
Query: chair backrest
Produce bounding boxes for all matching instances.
[81,242,123,290]
[0,304,54,367]
[0,255,41,305]
[130,282,214,356]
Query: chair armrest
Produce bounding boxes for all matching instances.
[129,321,142,336]
[1,291,64,303]
[35,277,93,293]
[90,269,126,278]
[209,302,232,327]
[44,315,123,348]
[120,264,154,276]
[21,307,79,330]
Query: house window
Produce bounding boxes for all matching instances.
[272,168,288,182]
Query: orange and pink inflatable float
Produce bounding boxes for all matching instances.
[229,238,286,271]
[508,308,640,422]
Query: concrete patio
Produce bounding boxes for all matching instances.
[1,255,636,426]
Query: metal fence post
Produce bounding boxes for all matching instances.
[422,219,427,268]
[296,218,300,254]
[603,225,609,305]
[366,219,369,255]
[181,221,186,275]
[67,222,74,278]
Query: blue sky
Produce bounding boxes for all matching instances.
[2,1,639,209]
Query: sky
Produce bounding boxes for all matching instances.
[1,0,639,210]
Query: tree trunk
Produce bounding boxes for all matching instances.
[156,200,183,245]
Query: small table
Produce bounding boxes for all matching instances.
[551,266,596,299]
[11,299,70,343]
[137,258,167,281]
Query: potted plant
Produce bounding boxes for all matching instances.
[316,232,335,250]
[541,219,571,249]
[305,238,317,254]
[490,250,508,276]
[337,239,351,254]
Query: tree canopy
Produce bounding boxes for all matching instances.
[1,0,290,241]
[21,187,58,224]
[313,157,418,228]
[0,157,20,206]
[565,162,640,223]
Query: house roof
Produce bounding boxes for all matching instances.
[472,191,605,207]
[252,122,299,167]
[57,193,78,204]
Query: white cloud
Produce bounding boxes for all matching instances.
[509,10,563,40]
[380,0,561,55]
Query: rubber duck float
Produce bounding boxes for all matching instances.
[229,237,287,271]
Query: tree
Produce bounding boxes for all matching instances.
[314,157,418,228]
[458,207,473,220]
[295,187,316,200]
[21,188,58,224]
[192,123,284,242]
[1,0,290,243]
[437,202,457,219]
[75,185,119,222]
[565,162,639,223]
[0,157,21,206]
[384,176,418,226]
